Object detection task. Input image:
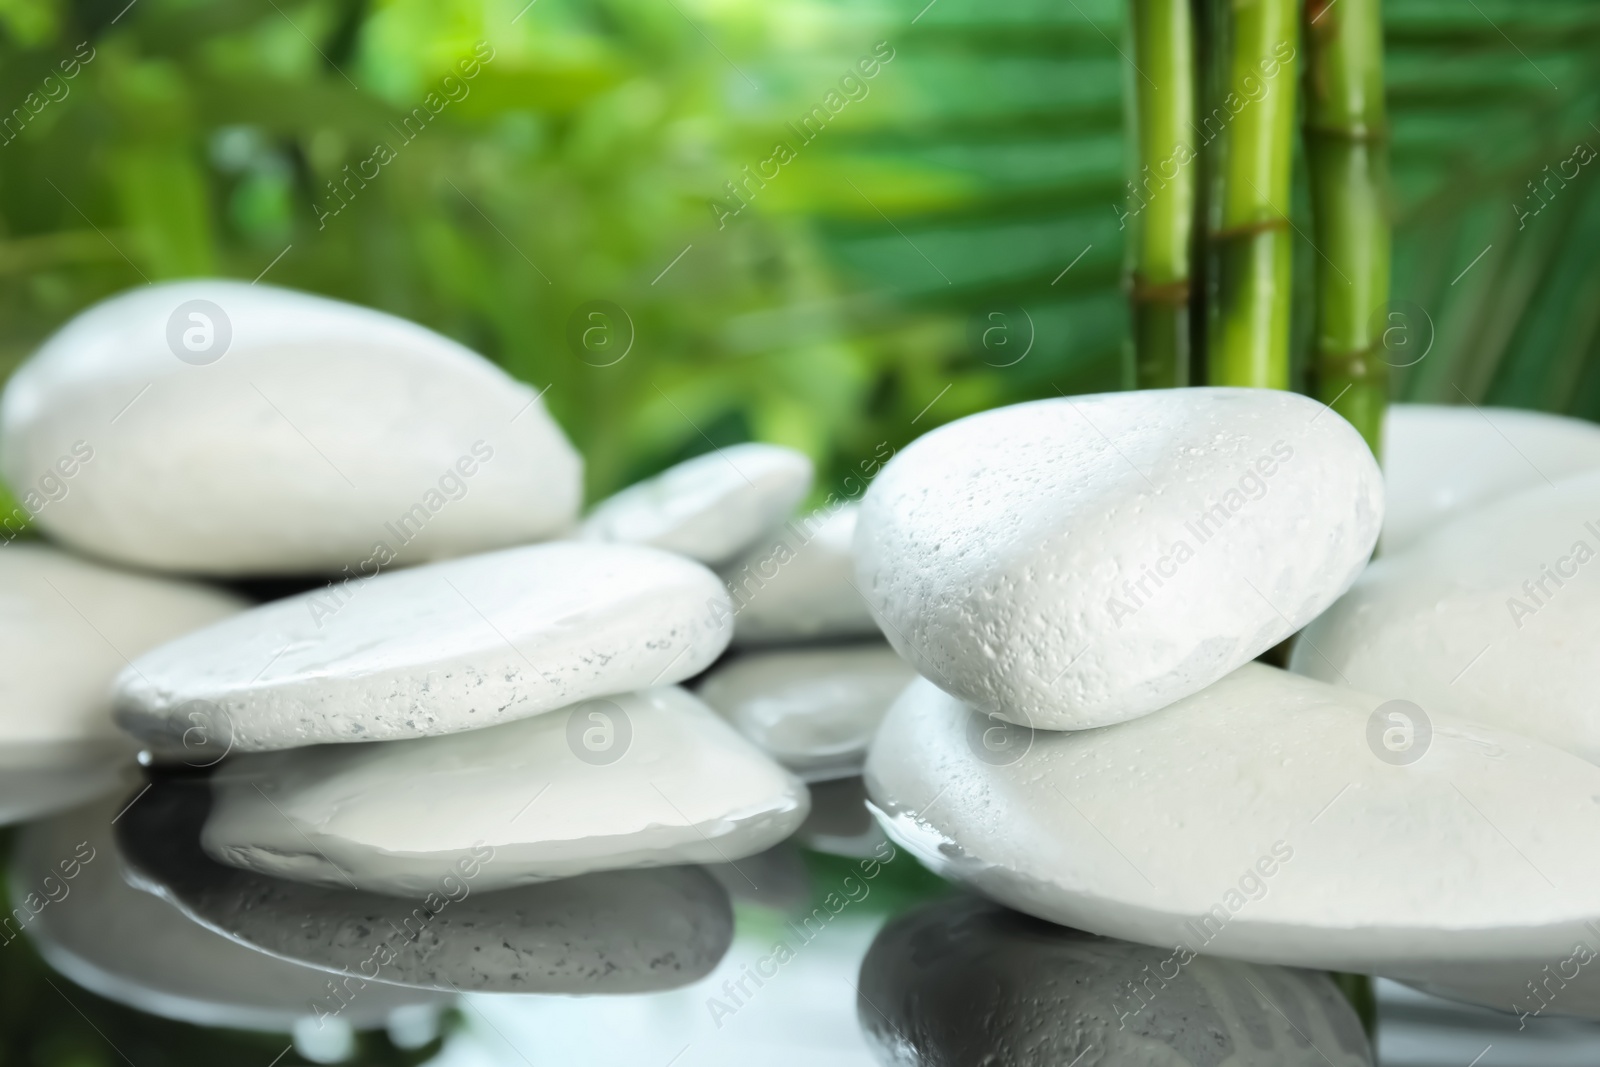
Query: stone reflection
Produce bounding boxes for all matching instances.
[115,774,734,995]
[11,796,438,1032]
[856,894,1373,1067]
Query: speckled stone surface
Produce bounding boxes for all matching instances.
[14,797,437,1030]
[865,664,1600,972]
[0,543,243,754]
[1381,403,1600,554]
[581,443,812,565]
[0,280,581,575]
[200,686,810,894]
[116,777,734,994]
[695,644,915,780]
[1293,470,1600,764]
[856,895,1372,1067]
[854,387,1382,729]
[113,542,732,752]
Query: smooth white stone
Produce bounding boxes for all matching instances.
[113,542,732,752]
[722,503,881,646]
[581,443,812,565]
[0,543,244,754]
[855,388,1383,730]
[14,799,437,1030]
[120,776,734,994]
[0,280,581,575]
[695,645,915,781]
[1292,470,1600,763]
[1382,403,1600,554]
[865,664,1600,971]
[0,748,129,827]
[1380,958,1600,1023]
[202,686,810,895]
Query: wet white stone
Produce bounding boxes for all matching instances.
[120,776,734,995]
[855,388,1383,729]
[581,443,811,565]
[1292,470,1600,763]
[202,686,810,896]
[722,503,880,646]
[695,644,915,781]
[0,280,581,575]
[14,798,437,1030]
[113,542,732,752]
[865,663,1600,972]
[1382,403,1600,554]
[0,543,244,757]
[1381,956,1600,1024]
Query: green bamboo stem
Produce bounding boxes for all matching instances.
[1124,0,1197,389]
[1304,0,1390,454]
[1202,0,1299,389]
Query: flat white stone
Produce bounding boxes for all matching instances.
[114,542,732,752]
[859,895,1372,1066]
[1382,403,1600,554]
[1381,956,1600,1024]
[722,503,881,645]
[1292,470,1600,763]
[865,664,1600,972]
[202,686,810,895]
[695,644,915,781]
[119,776,734,994]
[13,798,437,1030]
[0,748,129,827]
[855,388,1382,730]
[0,280,581,575]
[581,443,811,565]
[0,543,244,755]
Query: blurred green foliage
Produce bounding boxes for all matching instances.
[0,0,1597,509]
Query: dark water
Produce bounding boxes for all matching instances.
[3,769,1599,1067]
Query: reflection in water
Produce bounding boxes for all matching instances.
[797,776,887,859]
[11,795,440,1034]
[116,774,735,994]
[856,894,1373,1067]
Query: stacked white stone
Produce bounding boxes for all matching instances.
[0,281,808,900]
[856,388,1600,1017]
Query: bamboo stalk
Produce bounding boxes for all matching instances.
[1304,0,1390,453]
[1202,0,1299,390]
[1123,0,1197,389]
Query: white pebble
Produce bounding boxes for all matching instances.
[0,281,581,574]
[113,542,732,752]
[855,388,1382,729]
[201,687,810,895]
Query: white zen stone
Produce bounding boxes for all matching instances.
[581,443,812,565]
[201,686,810,895]
[695,645,915,781]
[722,503,881,646]
[0,280,581,575]
[855,388,1383,729]
[1382,403,1600,554]
[0,543,243,757]
[1293,470,1600,763]
[865,663,1600,972]
[113,542,732,752]
[1380,956,1600,1024]
[14,799,436,1030]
